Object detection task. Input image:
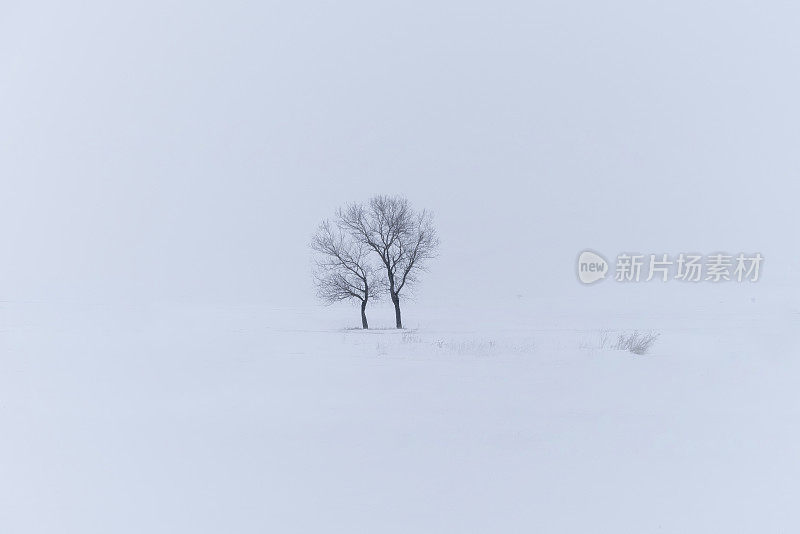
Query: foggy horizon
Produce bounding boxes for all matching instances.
[3,1,797,306]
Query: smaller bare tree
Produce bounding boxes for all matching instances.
[311,220,382,329]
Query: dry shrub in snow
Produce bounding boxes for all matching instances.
[612,331,660,355]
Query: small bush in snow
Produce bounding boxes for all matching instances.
[401,331,420,344]
[612,331,660,355]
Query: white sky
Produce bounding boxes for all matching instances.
[2,1,798,305]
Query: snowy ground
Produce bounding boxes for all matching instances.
[1,297,799,533]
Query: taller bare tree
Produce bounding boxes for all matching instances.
[339,195,438,329]
[311,220,382,329]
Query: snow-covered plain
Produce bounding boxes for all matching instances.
[2,295,798,533]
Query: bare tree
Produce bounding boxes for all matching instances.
[311,220,382,329]
[339,195,438,329]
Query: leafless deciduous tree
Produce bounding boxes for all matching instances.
[339,195,438,329]
[311,220,382,329]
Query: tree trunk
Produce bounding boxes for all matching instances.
[360,300,368,329]
[391,292,402,329]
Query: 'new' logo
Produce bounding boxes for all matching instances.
[577,250,608,284]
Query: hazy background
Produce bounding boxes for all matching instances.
[2,0,798,307]
[3,5,800,531]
